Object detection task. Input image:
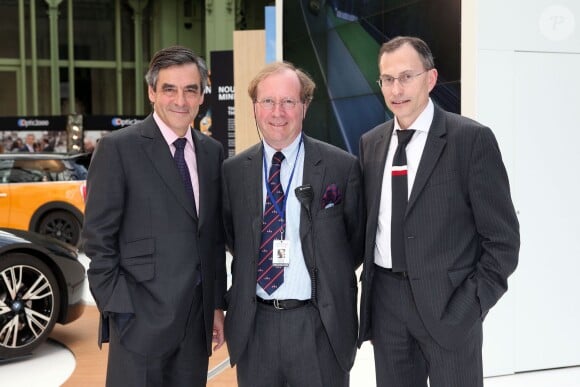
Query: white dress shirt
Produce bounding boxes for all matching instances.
[374,99,434,268]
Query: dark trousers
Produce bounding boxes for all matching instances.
[371,268,483,387]
[106,286,208,387]
[236,303,348,387]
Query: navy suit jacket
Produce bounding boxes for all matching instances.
[358,105,520,349]
[83,115,226,356]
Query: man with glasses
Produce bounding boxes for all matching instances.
[222,61,364,387]
[358,36,520,387]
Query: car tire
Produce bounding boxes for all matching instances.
[37,210,81,246]
[0,253,61,358]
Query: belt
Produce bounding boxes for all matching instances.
[256,296,310,310]
[374,264,408,278]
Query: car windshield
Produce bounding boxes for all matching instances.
[64,158,88,180]
[0,157,88,183]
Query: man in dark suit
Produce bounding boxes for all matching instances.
[222,61,364,387]
[358,36,520,387]
[82,46,226,387]
[19,133,36,152]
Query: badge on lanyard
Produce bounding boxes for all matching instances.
[272,239,290,267]
[263,136,303,269]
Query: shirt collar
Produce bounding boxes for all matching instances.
[153,111,194,148]
[393,98,434,136]
[262,133,303,166]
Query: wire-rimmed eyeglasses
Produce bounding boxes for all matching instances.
[376,70,430,88]
[255,98,301,110]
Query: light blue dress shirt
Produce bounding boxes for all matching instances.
[257,134,311,300]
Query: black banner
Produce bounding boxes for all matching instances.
[0,116,68,131]
[207,50,235,157]
[83,115,147,131]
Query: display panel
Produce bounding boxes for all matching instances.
[283,0,460,153]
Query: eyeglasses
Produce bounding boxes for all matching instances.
[255,98,301,110]
[376,70,430,88]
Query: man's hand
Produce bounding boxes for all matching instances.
[212,309,225,351]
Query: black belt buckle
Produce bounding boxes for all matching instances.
[257,297,310,310]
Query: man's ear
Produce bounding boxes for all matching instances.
[147,85,156,104]
[427,68,439,92]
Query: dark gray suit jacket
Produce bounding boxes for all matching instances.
[358,105,520,349]
[222,135,365,372]
[82,115,226,357]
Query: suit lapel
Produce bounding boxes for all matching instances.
[244,145,264,255]
[407,106,447,213]
[368,122,394,229]
[300,136,323,268]
[192,129,209,229]
[140,117,198,221]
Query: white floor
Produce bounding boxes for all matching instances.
[351,343,580,386]
[0,340,75,386]
[484,367,580,387]
[3,341,579,387]
[2,253,579,386]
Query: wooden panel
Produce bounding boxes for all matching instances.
[50,305,238,385]
[233,30,265,154]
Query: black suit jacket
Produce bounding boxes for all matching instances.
[82,115,226,356]
[222,135,365,371]
[358,105,520,349]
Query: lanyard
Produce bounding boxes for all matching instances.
[262,135,303,223]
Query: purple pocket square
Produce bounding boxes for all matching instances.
[321,183,342,209]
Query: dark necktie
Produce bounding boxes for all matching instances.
[391,129,415,272]
[173,138,197,212]
[257,151,285,295]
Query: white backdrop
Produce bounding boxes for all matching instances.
[475,0,580,377]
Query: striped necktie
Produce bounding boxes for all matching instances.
[257,151,285,295]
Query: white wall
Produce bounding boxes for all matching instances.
[470,0,580,377]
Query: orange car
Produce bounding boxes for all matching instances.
[0,153,88,246]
